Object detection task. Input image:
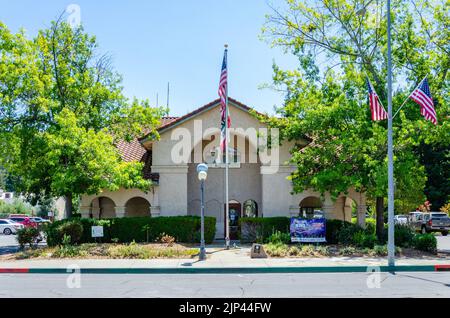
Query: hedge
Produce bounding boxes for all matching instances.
[46,216,216,246]
[239,217,290,243]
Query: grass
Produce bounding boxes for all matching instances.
[12,242,198,260]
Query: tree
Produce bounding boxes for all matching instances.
[0,17,166,218]
[262,0,448,239]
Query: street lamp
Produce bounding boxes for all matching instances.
[197,163,208,261]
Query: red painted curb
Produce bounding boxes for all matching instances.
[435,265,450,271]
[0,268,29,273]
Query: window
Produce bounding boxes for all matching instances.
[243,200,258,218]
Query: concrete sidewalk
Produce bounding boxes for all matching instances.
[0,246,449,272]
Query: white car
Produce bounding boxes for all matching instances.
[0,219,24,235]
[394,215,409,225]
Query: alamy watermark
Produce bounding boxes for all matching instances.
[66,4,81,28]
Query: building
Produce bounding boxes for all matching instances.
[0,189,14,204]
[80,98,367,239]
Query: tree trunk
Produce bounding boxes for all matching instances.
[64,193,73,219]
[376,197,384,241]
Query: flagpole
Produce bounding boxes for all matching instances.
[224,44,230,250]
[386,0,395,267]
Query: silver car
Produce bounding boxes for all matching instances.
[0,219,24,235]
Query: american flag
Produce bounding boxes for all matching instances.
[410,77,437,125]
[218,49,230,152]
[367,77,388,121]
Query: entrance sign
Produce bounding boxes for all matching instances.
[290,218,326,243]
[91,226,104,238]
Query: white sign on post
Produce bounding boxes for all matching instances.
[91,226,104,238]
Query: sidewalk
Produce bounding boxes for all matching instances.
[0,246,449,273]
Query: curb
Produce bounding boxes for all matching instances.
[0,265,449,274]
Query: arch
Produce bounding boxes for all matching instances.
[243,199,258,218]
[332,195,357,223]
[299,196,323,219]
[125,197,151,218]
[91,197,116,219]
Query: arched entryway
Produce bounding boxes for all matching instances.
[91,197,116,219]
[299,196,323,219]
[227,200,241,240]
[125,197,151,217]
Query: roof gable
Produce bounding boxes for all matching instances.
[139,97,264,143]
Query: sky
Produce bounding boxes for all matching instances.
[0,0,298,116]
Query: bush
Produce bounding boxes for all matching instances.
[337,223,363,245]
[240,217,290,243]
[413,234,437,254]
[267,230,291,244]
[46,216,216,246]
[46,220,83,246]
[326,219,353,244]
[17,227,41,249]
[379,224,416,246]
[394,224,415,248]
[352,231,377,248]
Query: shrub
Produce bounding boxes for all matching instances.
[16,227,41,249]
[157,233,176,247]
[264,243,288,257]
[337,223,362,245]
[267,230,291,244]
[394,224,415,247]
[46,220,83,246]
[339,246,357,256]
[352,231,377,248]
[413,234,437,254]
[372,245,388,256]
[240,217,290,243]
[46,216,216,246]
[326,220,353,244]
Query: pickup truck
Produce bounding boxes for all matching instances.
[414,212,450,236]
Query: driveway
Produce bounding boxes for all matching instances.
[437,235,450,253]
[0,234,20,255]
[0,233,47,255]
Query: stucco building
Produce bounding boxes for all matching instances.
[80,98,367,239]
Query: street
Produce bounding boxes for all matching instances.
[0,272,449,297]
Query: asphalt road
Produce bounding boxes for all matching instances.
[0,272,449,297]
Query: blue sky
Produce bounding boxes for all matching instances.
[0,0,298,116]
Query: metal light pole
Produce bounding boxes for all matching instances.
[357,0,396,267]
[386,0,396,267]
[197,163,208,261]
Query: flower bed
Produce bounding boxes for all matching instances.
[8,242,198,260]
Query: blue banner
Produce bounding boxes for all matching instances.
[290,218,327,243]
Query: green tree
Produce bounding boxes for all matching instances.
[262,0,449,239]
[0,18,166,218]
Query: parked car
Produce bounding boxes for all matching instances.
[29,217,51,224]
[0,219,24,235]
[408,211,423,223]
[394,215,409,225]
[414,212,450,236]
[8,216,38,229]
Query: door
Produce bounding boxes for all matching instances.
[225,203,241,240]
